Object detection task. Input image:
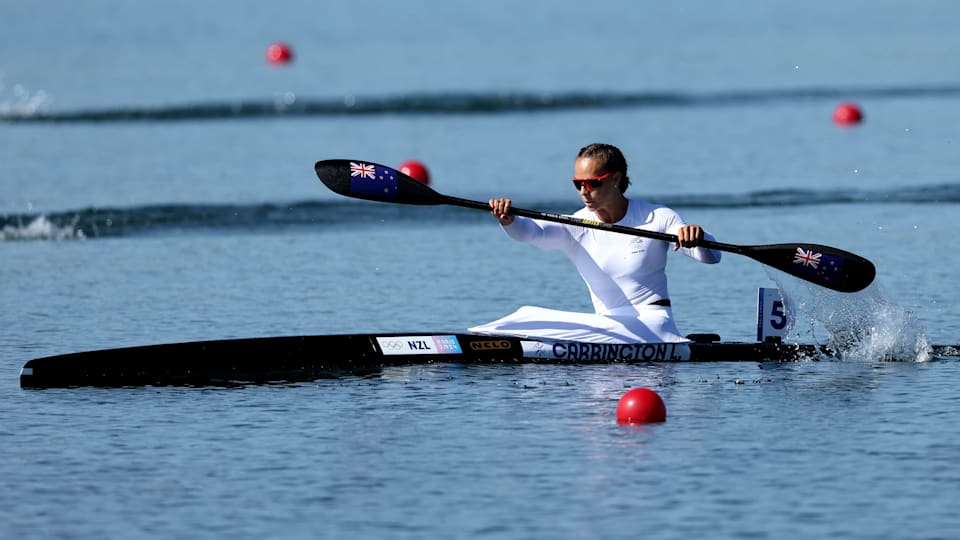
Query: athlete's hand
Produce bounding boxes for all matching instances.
[675,224,705,250]
[489,198,515,226]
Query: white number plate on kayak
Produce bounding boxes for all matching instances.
[757,288,789,341]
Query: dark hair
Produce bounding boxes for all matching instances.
[576,143,631,193]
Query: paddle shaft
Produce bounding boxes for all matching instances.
[443,193,740,252]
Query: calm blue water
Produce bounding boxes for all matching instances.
[3,1,960,538]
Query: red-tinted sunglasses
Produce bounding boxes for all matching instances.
[572,171,616,191]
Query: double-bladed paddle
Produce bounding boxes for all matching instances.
[315,159,877,293]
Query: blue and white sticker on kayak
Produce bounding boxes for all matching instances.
[521,340,692,362]
[376,335,463,355]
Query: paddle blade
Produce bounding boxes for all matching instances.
[315,159,443,205]
[743,243,876,293]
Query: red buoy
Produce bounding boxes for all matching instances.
[616,388,666,424]
[833,102,863,126]
[398,160,431,185]
[266,42,293,65]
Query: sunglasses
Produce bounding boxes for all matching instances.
[572,171,616,191]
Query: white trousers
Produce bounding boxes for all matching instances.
[467,305,688,344]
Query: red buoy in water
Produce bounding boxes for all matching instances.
[616,388,666,424]
[833,102,863,126]
[266,42,293,65]
[399,160,431,185]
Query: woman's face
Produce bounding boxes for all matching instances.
[573,156,622,212]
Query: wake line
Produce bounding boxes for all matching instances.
[3,84,960,123]
[3,183,959,241]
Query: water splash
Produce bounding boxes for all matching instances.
[0,73,52,116]
[1,215,84,241]
[771,272,930,362]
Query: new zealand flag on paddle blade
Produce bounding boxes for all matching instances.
[792,246,844,286]
[349,162,398,199]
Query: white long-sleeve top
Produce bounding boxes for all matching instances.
[502,198,721,316]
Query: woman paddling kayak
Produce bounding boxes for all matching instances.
[469,143,721,343]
